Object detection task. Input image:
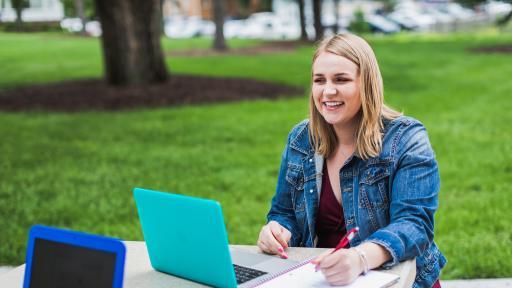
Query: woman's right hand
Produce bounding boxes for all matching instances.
[257,221,291,259]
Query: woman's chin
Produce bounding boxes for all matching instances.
[323,117,342,125]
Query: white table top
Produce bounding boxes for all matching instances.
[0,241,416,287]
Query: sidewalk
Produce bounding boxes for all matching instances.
[441,279,512,288]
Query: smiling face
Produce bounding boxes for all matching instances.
[312,52,362,130]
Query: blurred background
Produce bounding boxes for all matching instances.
[1,0,511,38]
[0,0,511,283]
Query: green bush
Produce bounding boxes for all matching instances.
[0,21,63,32]
[348,9,371,34]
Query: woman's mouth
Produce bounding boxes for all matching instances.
[323,101,345,110]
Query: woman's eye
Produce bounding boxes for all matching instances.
[314,79,324,83]
[336,78,348,82]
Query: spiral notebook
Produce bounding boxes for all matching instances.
[248,257,400,288]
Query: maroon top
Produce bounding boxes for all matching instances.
[315,163,347,248]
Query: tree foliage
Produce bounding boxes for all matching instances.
[348,9,370,34]
[61,0,95,19]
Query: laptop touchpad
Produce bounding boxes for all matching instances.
[231,250,298,273]
[252,257,298,273]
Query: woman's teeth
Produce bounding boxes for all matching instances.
[324,101,344,107]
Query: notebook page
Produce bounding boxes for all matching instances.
[257,262,399,288]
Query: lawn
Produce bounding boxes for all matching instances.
[0,32,511,280]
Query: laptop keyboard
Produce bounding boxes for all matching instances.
[233,264,268,284]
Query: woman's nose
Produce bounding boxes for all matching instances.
[323,87,337,96]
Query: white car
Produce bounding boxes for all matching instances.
[387,11,421,30]
[422,6,455,25]
[85,21,101,37]
[481,1,512,18]
[366,14,401,34]
[438,3,475,21]
[242,12,300,40]
[61,19,102,37]
[164,17,214,38]
[60,18,84,33]
[223,19,248,39]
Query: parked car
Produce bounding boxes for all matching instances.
[481,0,512,18]
[243,12,300,40]
[422,6,455,25]
[164,16,214,38]
[366,14,401,34]
[85,21,101,37]
[390,1,437,31]
[223,19,247,39]
[60,17,83,33]
[387,11,420,30]
[437,3,475,21]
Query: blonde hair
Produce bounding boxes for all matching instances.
[309,33,401,160]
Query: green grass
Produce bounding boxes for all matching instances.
[1,31,511,279]
[0,33,264,89]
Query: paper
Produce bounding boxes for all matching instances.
[257,262,399,288]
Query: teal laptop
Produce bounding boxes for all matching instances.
[133,188,298,288]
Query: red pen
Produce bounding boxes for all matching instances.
[333,227,359,252]
[313,227,359,271]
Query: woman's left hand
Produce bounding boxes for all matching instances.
[311,248,363,286]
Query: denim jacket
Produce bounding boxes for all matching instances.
[267,116,446,288]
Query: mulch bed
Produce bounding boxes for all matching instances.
[0,75,304,112]
[469,45,512,54]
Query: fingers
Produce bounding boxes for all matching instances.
[257,226,275,254]
[311,248,334,265]
[266,229,285,253]
[319,252,341,270]
[281,227,292,248]
[269,221,290,249]
[257,222,290,258]
[311,249,334,272]
[258,240,271,254]
[317,249,360,286]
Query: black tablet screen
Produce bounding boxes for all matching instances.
[29,238,117,288]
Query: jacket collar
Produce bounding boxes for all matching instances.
[289,122,315,156]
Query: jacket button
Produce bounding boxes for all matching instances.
[309,189,314,193]
[309,158,313,162]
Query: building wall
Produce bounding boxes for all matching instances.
[0,0,64,22]
[162,0,257,20]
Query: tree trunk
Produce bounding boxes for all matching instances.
[249,0,261,13]
[334,0,340,34]
[297,0,307,41]
[212,0,228,51]
[94,0,168,86]
[74,0,86,36]
[12,0,24,31]
[313,0,323,41]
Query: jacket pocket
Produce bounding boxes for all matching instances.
[285,163,305,212]
[359,161,391,210]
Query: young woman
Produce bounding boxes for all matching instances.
[257,34,446,288]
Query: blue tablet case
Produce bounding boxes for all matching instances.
[133,187,238,288]
[23,225,126,288]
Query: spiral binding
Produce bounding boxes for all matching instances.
[246,256,316,288]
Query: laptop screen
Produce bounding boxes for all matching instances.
[28,238,117,288]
